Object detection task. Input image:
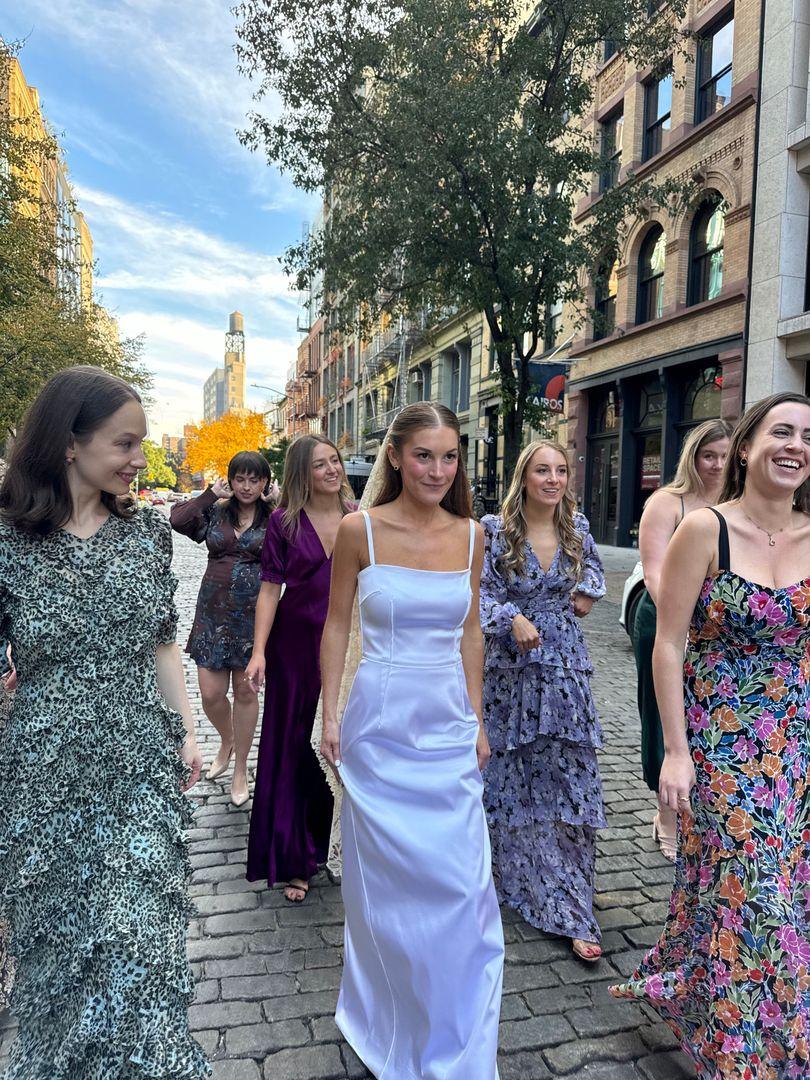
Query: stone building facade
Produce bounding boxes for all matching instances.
[566,0,760,546]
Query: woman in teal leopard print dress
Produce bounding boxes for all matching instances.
[0,368,209,1078]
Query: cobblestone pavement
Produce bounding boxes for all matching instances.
[1,526,697,1080]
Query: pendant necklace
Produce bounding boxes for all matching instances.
[741,510,787,547]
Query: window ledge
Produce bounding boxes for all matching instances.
[777,311,810,338]
[568,283,747,358]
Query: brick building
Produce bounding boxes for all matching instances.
[566,0,760,546]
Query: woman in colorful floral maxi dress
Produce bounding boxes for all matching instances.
[612,392,810,1078]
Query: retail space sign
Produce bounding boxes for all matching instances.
[527,362,566,412]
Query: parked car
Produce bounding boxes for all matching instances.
[167,491,185,502]
[619,560,645,639]
[150,494,166,506]
[189,489,204,499]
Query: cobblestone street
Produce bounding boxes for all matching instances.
[173,530,696,1080]
[0,528,697,1080]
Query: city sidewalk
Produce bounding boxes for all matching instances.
[0,531,692,1080]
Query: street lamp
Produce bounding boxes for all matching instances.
[250,382,287,399]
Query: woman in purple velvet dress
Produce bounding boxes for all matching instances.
[481,440,607,962]
[245,435,353,903]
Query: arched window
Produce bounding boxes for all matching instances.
[636,226,666,324]
[689,196,726,305]
[594,260,618,341]
[682,364,722,422]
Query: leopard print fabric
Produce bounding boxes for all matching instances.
[0,508,210,1078]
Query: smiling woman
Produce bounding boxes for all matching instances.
[0,366,209,1078]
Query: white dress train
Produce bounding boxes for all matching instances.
[336,511,504,1079]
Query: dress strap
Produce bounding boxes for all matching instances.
[708,507,730,571]
[679,495,685,524]
[467,519,476,570]
[361,509,376,565]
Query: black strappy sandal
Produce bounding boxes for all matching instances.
[284,880,310,904]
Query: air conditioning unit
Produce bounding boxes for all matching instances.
[410,370,422,384]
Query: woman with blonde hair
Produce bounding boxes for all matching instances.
[480,439,607,961]
[320,402,503,1078]
[245,434,353,903]
[633,417,731,860]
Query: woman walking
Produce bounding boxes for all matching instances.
[320,402,504,1079]
[480,440,607,962]
[0,367,208,1078]
[611,392,810,1076]
[170,452,272,806]
[245,435,349,903]
[633,419,731,860]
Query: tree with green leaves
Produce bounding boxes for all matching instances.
[141,440,177,488]
[0,43,150,438]
[260,436,290,481]
[235,0,689,479]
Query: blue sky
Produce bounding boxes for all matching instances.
[2,0,317,437]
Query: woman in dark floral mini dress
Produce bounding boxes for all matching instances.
[480,439,607,963]
[171,451,272,806]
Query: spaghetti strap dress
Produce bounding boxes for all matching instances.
[336,511,504,1079]
[612,508,810,1077]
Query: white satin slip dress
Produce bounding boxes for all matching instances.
[336,510,504,1079]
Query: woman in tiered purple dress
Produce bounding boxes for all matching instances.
[481,439,607,962]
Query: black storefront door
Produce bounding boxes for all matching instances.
[587,436,619,544]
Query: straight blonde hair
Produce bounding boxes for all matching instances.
[661,418,732,497]
[499,440,582,581]
[278,434,354,536]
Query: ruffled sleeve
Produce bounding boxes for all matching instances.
[169,487,218,543]
[261,508,287,585]
[146,509,179,644]
[479,515,521,638]
[573,513,606,599]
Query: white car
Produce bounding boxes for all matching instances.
[619,560,646,639]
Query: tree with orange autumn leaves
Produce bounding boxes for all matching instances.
[184,411,272,478]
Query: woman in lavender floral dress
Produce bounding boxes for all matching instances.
[481,440,607,961]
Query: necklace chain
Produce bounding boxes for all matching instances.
[741,510,787,548]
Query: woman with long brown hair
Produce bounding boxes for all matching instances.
[320,402,504,1079]
[480,439,607,962]
[633,418,731,860]
[612,392,810,1075]
[245,434,352,902]
[0,366,207,1077]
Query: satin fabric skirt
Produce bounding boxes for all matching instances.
[336,657,504,1079]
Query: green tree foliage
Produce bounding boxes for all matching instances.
[0,43,150,437]
[141,440,176,488]
[235,0,690,478]
[260,436,290,481]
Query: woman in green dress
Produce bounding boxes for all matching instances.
[0,367,209,1078]
[632,418,730,861]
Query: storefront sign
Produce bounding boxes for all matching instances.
[527,362,566,412]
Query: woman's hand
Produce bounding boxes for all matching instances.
[245,652,266,693]
[211,478,231,498]
[320,717,342,784]
[511,613,541,655]
[476,724,491,772]
[572,593,595,619]
[180,737,203,792]
[658,750,696,813]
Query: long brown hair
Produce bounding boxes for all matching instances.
[0,366,141,536]
[661,418,733,497]
[720,391,810,511]
[372,402,472,518]
[278,434,354,536]
[499,439,583,581]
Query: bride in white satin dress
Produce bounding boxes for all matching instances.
[320,402,504,1079]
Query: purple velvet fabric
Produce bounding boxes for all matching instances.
[246,507,334,886]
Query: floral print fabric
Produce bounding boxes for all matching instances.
[480,513,607,942]
[611,570,810,1079]
[0,509,210,1079]
[170,488,267,671]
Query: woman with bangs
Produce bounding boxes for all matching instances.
[171,450,273,806]
[480,440,607,963]
[245,435,351,903]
